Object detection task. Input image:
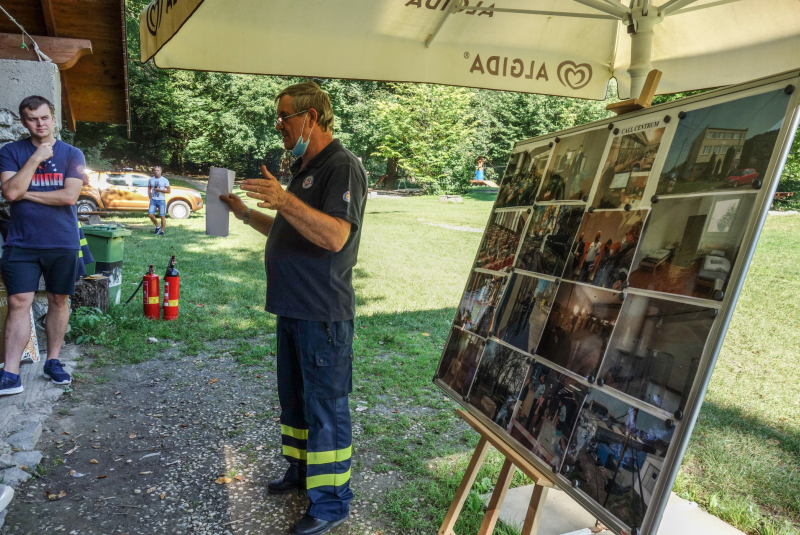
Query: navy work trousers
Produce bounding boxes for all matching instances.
[276,316,354,521]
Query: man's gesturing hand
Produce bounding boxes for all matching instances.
[241,166,287,211]
[219,192,248,220]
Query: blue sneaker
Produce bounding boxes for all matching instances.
[0,372,23,396]
[157,229,165,236]
[43,359,71,385]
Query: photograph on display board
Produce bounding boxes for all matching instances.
[509,362,588,472]
[598,296,716,414]
[567,210,647,290]
[561,389,675,531]
[516,205,585,278]
[494,273,557,355]
[538,129,609,202]
[628,193,757,299]
[656,89,791,196]
[436,328,485,398]
[496,145,551,209]
[501,151,523,185]
[454,271,507,338]
[593,126,666,209]
[536,282,622,378]
[475,209,530,272]
[467,340,532,430]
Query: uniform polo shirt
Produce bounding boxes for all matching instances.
[264,139,367,322]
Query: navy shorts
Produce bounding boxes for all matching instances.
[0,246,79,296]
[148,199,167,216]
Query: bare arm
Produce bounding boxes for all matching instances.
[219,193,274,237]
[241,166,350,252]
[21,177,83,206]
[0,143,53,201]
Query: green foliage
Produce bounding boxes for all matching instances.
[68,307,115,345]
[776,134,800,210]
[372,84,477,194]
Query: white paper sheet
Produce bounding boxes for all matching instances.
[206,167,236,237]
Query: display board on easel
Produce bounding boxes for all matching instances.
[434,69,800,535]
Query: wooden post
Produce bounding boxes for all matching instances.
[439,410,555,535]
[439,436,491,535]
[606,69,663,115]
[520,484,549,535]
[477,458,516,535]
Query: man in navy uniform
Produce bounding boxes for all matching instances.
[220,82,366,535]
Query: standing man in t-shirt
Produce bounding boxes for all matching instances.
[0,96,87,396]
[219,82,366,535]
[147,166,170,235]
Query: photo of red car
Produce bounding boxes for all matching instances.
[725,168,758,187]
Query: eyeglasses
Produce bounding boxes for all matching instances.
[275,109,308,128]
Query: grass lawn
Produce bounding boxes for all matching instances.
[79,188,799,535]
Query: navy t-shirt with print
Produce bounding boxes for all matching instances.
[0,138,87,249]
[264,139,367,322]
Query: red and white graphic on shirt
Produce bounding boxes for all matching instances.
[32,160,64,187]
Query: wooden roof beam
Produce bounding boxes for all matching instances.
[0,33,91,70]
[41,0,58,36]
[39,0,75,131]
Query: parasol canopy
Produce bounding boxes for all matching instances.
[140,0,800,100]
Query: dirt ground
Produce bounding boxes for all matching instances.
[0,345,398,535]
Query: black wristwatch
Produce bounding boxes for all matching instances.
[242,208,252,225]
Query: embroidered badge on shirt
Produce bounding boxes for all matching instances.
[343,191,351,203]
[303,176,314,189]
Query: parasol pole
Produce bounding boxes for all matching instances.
[628,5,664,98]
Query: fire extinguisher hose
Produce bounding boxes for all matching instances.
[124,279,144,305]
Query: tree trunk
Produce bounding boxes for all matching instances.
[385,157,399,190]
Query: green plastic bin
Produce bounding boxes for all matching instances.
[81,224,132,305]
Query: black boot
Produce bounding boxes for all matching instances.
[291,513,348,535]
[268,465,306,494]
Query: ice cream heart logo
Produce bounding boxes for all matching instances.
[557,61,593,91]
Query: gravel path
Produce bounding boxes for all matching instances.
[1,346,396,535]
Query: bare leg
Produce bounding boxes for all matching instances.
[44,293,70,361]
[148,213,158,227]
[160,215,166,230]
[3,293,35,374]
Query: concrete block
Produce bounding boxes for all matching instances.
[12,451,42,470]
[0,466,31,487]
[4,421,42,451]
[41,388,64,402]
[657,493,744,535]
[0,60,61,146]
[481,485,599,535]
[0,455,13,470]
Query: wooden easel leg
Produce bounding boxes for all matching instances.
[438,436,491,535]
[520,484,550,535]
[477,458,516,535]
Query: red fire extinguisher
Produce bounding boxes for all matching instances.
[163,255,180,321]
[142,264,160,320]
